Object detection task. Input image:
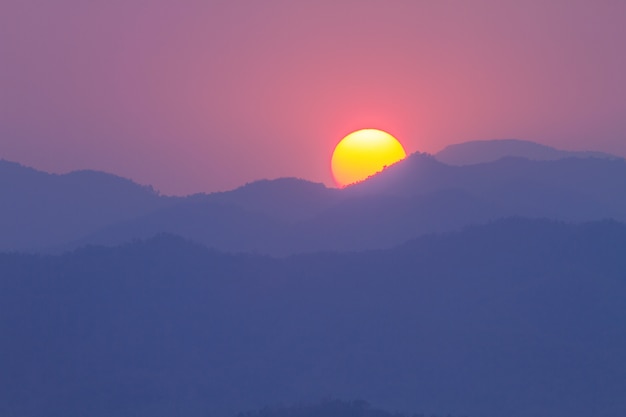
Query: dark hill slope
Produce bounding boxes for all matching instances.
[1,219,626,417]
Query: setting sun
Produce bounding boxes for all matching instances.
[331,129,407,187]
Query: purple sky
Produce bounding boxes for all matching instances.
[1,1,625,195]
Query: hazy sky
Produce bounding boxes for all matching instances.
[1,0,625,195]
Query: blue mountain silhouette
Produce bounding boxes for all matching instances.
[2,140,625,254]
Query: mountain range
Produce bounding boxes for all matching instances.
[3,138,626,417]
[1,139,624,254]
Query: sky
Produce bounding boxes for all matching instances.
[1,0,625,195]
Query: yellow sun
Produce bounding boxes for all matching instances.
[331,129,407,187]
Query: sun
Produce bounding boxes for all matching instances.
[331,129,407,187]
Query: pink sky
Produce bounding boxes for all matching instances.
[1,0,625,195]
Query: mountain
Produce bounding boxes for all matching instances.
[354,151,626,198]
[2,219,626,417]
[68,178,343,255]
[284,154,626,253]
[435,139,621,165]
[4,142,626,255]
[206,177,342,223]
[0,159,174,251]
[0,160,341,253]
[69,152,626,254]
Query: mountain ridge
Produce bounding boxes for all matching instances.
[3,139,626,254]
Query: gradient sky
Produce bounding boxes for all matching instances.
[1,0,625,195]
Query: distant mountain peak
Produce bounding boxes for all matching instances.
[435,138,621,166]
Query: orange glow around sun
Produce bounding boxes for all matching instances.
[331,129,407,187]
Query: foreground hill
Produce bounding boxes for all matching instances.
[1,219,626,417]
